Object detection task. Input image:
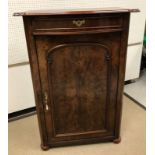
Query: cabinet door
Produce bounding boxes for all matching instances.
[35,32,121,144]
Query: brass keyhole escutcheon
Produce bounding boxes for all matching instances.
[72,19,85,27]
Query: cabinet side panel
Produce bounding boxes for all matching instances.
[114,13,130,139]
[23,17,48,147]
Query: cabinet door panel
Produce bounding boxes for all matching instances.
[47,43,110,135]
[35,33,120,142]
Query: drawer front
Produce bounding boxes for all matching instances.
[32,14,123,31]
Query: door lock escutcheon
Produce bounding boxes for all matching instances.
[43,92,49,111]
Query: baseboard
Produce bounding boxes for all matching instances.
[124,93,146,110]
[124,80,136,85]
[8,107,36,122]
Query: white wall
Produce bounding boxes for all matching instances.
[125,44,143,81]
[8,65,35,113]
[8,0,145,113]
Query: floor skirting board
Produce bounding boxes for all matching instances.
[8,107,36,122]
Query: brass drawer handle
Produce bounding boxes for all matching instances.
[72,19,85,27]
[43,92,49,111]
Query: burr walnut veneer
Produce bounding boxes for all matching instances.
[14,8,139,150]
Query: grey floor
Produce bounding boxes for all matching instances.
[124,70,146,107]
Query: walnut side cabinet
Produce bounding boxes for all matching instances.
[14,8,139,150]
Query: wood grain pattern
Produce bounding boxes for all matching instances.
[20,9,136,149]
[47,43,110,135]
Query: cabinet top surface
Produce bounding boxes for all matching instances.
[14,7,139,16]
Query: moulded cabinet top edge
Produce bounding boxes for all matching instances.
[13,7,140,16]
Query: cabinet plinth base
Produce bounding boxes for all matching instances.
[113,137,121,144]
[41,144,50,151]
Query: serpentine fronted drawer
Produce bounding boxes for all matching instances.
[31,14,123,33]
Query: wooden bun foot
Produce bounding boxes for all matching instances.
[41,144,49,150]
[113,137,121,144]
